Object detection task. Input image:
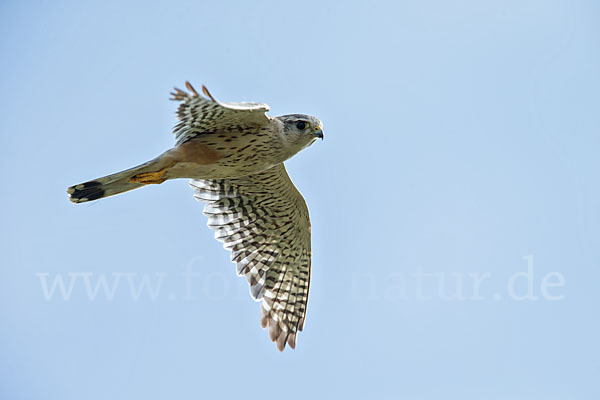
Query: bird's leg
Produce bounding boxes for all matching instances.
[129,162,177,184]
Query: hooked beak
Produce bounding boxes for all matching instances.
[313,129,324,140]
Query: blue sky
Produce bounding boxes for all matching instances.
[1,1,599,399]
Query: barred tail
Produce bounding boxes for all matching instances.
[67,159,161,203]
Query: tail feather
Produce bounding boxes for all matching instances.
[67,159,160,203]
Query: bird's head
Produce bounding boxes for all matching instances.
[276,114,324,156]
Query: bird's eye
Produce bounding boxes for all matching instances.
[296,121,307,130]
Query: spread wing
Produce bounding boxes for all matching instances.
[190,164,311,351]
[170,82,271,145]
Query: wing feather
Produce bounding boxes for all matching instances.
[189,163,311,351]
[171,81,270,145]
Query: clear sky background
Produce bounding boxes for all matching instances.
[1,1,599,399]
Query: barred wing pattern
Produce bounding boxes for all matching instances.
[190,164,311,351]
[171,82,271,145]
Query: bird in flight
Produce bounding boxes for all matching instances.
[67,82,323,351]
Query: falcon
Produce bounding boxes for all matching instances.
[67,82,323,351]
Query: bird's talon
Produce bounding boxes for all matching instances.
[130,170,167,184]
